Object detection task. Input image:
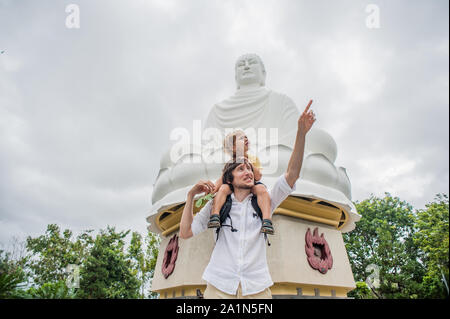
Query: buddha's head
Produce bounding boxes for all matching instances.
[235,53,266,89]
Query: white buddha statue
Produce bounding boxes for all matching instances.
[150,54,360,233]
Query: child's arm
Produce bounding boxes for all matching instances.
[253,166,262,181]
[214,177,223,193]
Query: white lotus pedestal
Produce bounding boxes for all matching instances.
[148,131,359,298]
[149,193,357,299]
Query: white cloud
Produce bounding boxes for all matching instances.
[355,156,429,198]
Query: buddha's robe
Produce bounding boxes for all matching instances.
[205,87,300,148]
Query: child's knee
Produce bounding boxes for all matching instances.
[252,184,268,196]
[219,184,232,195]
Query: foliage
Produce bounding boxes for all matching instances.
[76,227,140,298]
[413,194,449,298]
[195,193,215,208]
[18,225,161,299]
[0,249,27,298]
[127,231,161,298]
[25,224,93,286]
[26,280,77,299]
[347,281,376,299]
[343,193,426,298]
[146,231,161,298]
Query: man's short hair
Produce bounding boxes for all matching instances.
[222,156,254,185]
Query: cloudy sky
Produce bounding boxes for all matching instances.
[0,0,448,245]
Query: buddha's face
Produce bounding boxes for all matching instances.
[235,54,266,88]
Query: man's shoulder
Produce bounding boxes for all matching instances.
[270,174,294,193]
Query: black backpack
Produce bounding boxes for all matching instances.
[216,194,271,246]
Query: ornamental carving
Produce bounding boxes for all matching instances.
[162,234,179,279]
[305,227,333,274]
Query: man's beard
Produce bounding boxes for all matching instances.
[234,182,254,190]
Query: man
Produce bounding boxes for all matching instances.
[179,101,316,299]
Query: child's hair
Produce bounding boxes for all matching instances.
[223,130,246,156]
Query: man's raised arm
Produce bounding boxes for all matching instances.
[285,100,316,188]
[179,180,215,239]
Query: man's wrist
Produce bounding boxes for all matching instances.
[187,191,195,200]
[295,132,305,143]
[297,125,306,133]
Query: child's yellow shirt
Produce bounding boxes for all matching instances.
[247,153,262,170]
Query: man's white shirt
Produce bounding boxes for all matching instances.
[191,174,295,296]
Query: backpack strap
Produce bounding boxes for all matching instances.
[251,195,271,247]
[251,195,263,220]
[216,194,237,242]
[219,194,233,225]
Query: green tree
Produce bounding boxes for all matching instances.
[26,280,77,299]
[127,231,161,299]
[76,227,140,298]
[5,224,161,299]
[128,232,145,298]
[348,281,376,299]
[414,193,449,298]
[0,249,28,298]
[25,224,93,286]
[146,231,161,299]
[343,193,426,298]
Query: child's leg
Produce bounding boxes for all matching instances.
[208,184,232,228]
[252,184,274,234]
[212,184,233,215]
[252,184,271,220]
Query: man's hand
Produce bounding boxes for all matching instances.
[188,180,216,198]
[180,179,216,239]
[298,99,316,136]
